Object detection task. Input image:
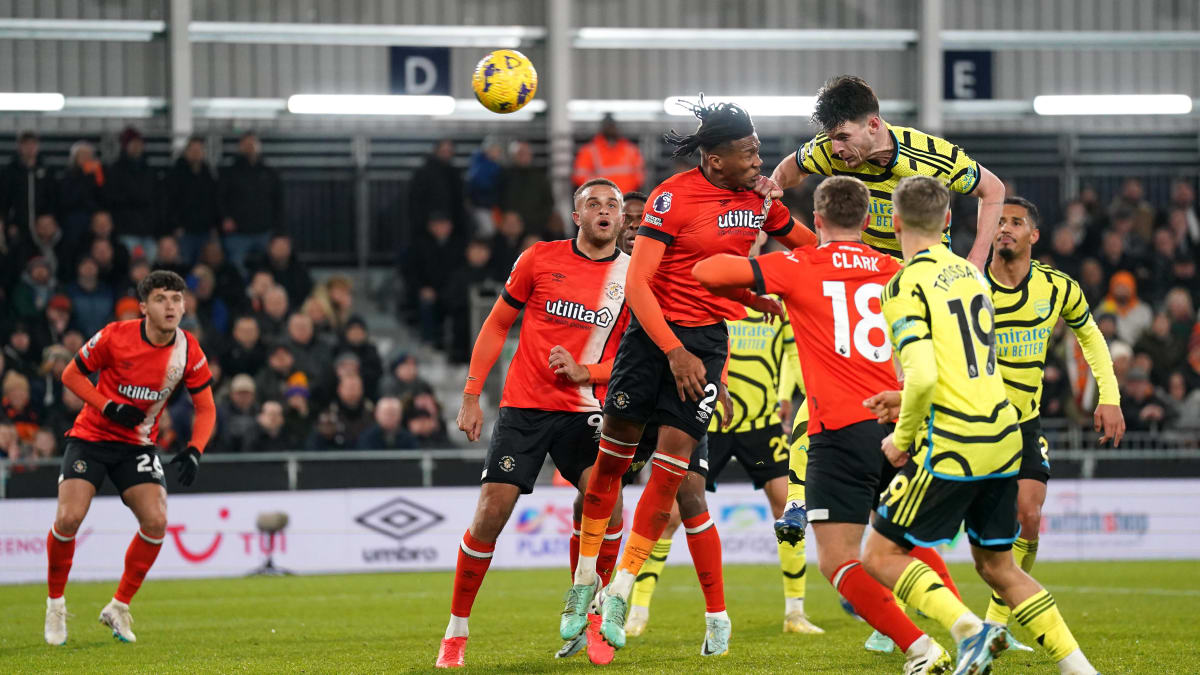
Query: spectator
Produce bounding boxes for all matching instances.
[1120,367,1175,433]
[302,286,338,341]
[325,276,354,333]
[466,137,505,235]
[117,256,151,301]
[245,269,274,315]
[47,387,84,440]
[282,372,313,443]
[0,420,23,460]
[328,373,373,445]
[153,235,191,278]
[406,214,462,347]
[1052,199,1093,252]
[106,127,161,261]
[250,400,294,452]
[1134,314,1186,383]
[56,141,104,246]
[1109,178,1156,242]
[356,396,416,450]
[60,329,84,356]
[114,296,142,322]
[1098,271,1153,345]
[1166,179,1200,255]
[314,351,361,409]
[219,131,282,272]
[88,235,127,292]
[189,264,230,339]
[489,211,525,286]
[283,312,331,380]
[1140,228,1182,304]
[1077,258,1106,307]
[0,130,57,246]
[3,324,38,379]
[572,113,645,194]
[19,215,71,284]
[220,315,267,377]
[1,370,39,442]
[1097,229,1139,282]
[258,234,312,305]
[198,240,247,312]
[445,237,500,363]
[500,140,560,239]
[12,257,57,322]
[31,344,70,418]
[83,210,131,284]
[217,373,259,452]
[1182,332,1200,393]
[305,408,353,451]
[257,285,290,343]
[166,135,221,264]
[335,316,383,401]
[1165,371,1200,430]
[31,427,57,460]
[408,139,470,239]
[382,353,434,400]
[30,294,72,357]
[402,408,451,449]
[66,257,114,337]
[256,342,300,403]
[1046,226,1082,281]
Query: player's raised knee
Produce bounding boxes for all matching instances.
[139,513,168,539]
[54,512,85,538]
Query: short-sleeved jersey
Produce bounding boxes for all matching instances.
[987,260,1093,423]
[882,244,1021,480]
[796,124,980,256]
[499,239,631,412]
[708,305,789,434]
[69,319,213,446]
[638,167,794,326]
[753,241,903,434]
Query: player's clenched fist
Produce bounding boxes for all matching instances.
[747,294,784,323]
[666,346,707,402]
[103,401,145,429]
[879,432,909,468]
[863,390,901,424]
[548,345,589,384]
[753,174,784,200]
[457,393,485,442]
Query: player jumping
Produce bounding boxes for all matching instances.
[560,99,817,657]
[44,270,216,645]
[863,176,1099,675]
[758,75,1006,271]
[437,178,631,668]
[693,176,956,674]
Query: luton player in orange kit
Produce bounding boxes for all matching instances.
[436,178,632,668]
[560,99,818,659]
[43,270,216,646]
[693,176,962,674]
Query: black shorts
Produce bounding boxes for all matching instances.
[805,420,898,525]
[483,408,602,494]
[873,462,1019,552]
[622,423,708,485]
[604,319,728,441]
[60,437,167,493]
[705,426,789,491]
[1016,419,1051,483]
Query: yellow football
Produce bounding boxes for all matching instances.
[472,49,538,114]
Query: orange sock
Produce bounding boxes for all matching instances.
[47,527,75,599]
[450,531,495,618]
[684,513,724,612]
[579,437,636,558]
[616,451,688,575]
[598,525,623,586]
[113,530,163,604]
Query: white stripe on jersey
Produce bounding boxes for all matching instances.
[575,253,631,410]
[136,327,189,446]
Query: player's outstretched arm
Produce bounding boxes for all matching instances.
[774,217,818,248]
[763,153,809,195]
[965,165,1005,270]
[458,298,521,442]
[691,254,784,320]
[888,339,938,465]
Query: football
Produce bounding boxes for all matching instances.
[472,49,538,114]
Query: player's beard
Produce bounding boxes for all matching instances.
[997,246,1019,262]
[581,221,617,250]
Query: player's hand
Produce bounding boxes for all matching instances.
[754,175,784,200]
[548,345,589,384]
[718,381,733,430]
[103,401,146,429]
[169,447,202,487]
[880,433,909,468]
[748,294,784,324]
[1094,403,1125,448]
[863,390,902,424]
[778,398,793,432]
[457,393,484,442]
[666,346,707,402]
[966,249,988,272]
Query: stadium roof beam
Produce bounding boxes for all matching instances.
[187,22,546,47]
[0,18,164,41]
[941,30,1200,50]
[572,28,916,50]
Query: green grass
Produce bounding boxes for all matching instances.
[2,561,1197,673]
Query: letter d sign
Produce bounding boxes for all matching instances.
[389,47,450,96]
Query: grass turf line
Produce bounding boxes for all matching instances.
[1,561,1196,673]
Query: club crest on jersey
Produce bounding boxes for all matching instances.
[545,299,614,328]
[167,365,183,381]
[605,281,624,301]
[653,192,673,214]
[118,383,171,401]
[717,209,766,230]
[499,456,516,472]
[611,391,630,409]
[762,194,773,213]
[1035,299,1052,319]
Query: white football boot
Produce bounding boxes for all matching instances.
[99,599,136,642]
[44,597,68,645]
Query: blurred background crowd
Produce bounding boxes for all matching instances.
[1,118,1199,464]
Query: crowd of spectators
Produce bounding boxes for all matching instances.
[0,128,450,463]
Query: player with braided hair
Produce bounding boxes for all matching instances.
[559,97,817,659]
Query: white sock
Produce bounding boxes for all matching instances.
[950,612,984,643]
[784,597,804,615]
[705,610,730,623]
[1057,649,1097,675]
[573,555,598,586]
[608,569,635,599]
[905,634,931,658]
[444,614,469,639]
[47,596,65,609]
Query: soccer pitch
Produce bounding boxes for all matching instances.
[1,561,1196,674]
